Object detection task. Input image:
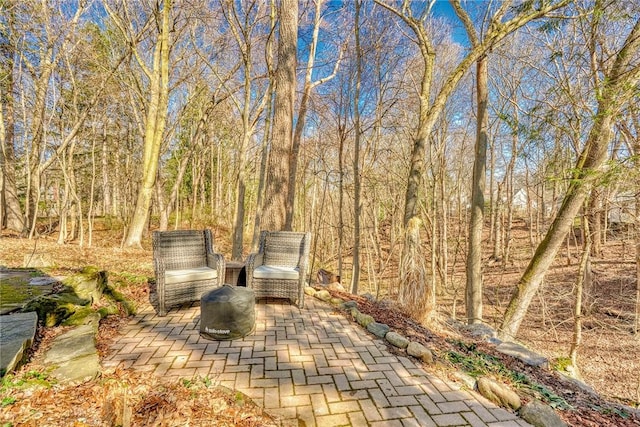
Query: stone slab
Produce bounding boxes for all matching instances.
[43,324,100,384]
[51,353,100,384]
[0,311,38,375]
[44,324,96,364]
[496,342,548,368]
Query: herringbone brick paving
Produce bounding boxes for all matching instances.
[104,297,532,426]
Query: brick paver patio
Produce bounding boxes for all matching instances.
[104,297,532,426]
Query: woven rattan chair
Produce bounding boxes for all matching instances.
[152,229,225,316]
[246,231,311,308]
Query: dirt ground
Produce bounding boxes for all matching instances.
[1,219,639,425]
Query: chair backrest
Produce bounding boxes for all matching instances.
[261,231,309,268]
[152,229,211,270]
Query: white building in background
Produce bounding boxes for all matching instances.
[608,192,637,225]
[512,189,529,212]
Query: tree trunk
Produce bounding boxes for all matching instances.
[351,0,363,295]
[0,32,25,232]
[263,0,297,231]
[232,134,248,260]
[569,211,591,378]
[588,187,602,257]
[337,128,345,283]
[466,54,488,324]
[252,85,274,250]
[124,0,172,247]
[252,0,276,249]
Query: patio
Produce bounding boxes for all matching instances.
[103,296,532,426]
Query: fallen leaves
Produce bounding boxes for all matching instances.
[1,368,277,427]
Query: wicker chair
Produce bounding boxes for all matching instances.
[246,231,311,308]
[152,229,225,316]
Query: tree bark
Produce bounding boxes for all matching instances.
[569,211,591,377]
[466,54,488,325]
[351,0,363,295]
[0,20,24,232]
[263,0,297,231]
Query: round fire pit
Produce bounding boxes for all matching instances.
[200,285,255,340]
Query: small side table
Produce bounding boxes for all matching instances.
[225,260,246,286]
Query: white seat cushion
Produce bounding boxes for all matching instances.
[253,265,299,280]
[165,267,218,285]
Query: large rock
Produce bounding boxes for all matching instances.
[45,324,100,384]
[407,342,434,364]
[314,290,332,302]
[452,371,476,389]
[465,323,499,342]
[64,267,107,303]
[51,353,100,385]
[496,342,549,368]
[366,322,390,338]
[354,310,375,327]
[22,292,89,327]
[45,324,96,364]
[519,400,567,427]
[341,301,357,310]
[0,270,58,315]
[385,332,410,349]
[477,377,521,410]
[0,312,38,376]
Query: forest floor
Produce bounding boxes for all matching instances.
[465,220,640,409]
[0,220,639,426]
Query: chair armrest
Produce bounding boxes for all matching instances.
[207,252,225,284]
[245,252,263,289]
[154,257,166,278]
[246,252,263,269]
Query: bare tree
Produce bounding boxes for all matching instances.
[106,0,173,248]
[500,9,640,340]
[375,0,571,321]
[285,0,342,230]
